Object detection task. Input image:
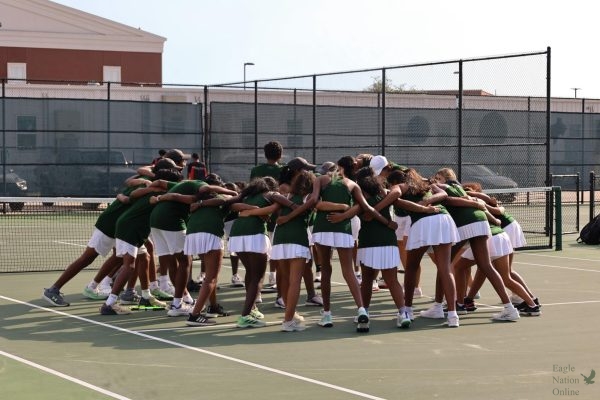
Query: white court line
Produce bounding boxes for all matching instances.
[53,241,87,248]
[513,261,600,273]
[525,253,600,262]
[0,295,387,400]
[0,349,132,400]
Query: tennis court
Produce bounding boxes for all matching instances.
[1,238,599,400]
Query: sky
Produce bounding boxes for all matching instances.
[52,0,598,99]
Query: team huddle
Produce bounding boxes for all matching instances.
[42,141,541,332]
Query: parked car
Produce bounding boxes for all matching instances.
[459,164,518,203]
[0,169,28,211]
[36,150,136,208]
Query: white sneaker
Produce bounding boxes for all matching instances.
[405,306,414,321]
[160,281,176,296]
[197,272,206,284]
[371,280,379,292]
[231,274,244,287]
[447,315,460,328]
[305,295,323,306]
[268,272,276,286]
[314,272,321,282]
[419,305,445,319]
[397,311,411,328]
[281,319,306,332]
[492,306,520,321]
[167,302,193,317]
[355,274,362,285]
[413,287,423,298]
[274,297,286,309]
[97,277,113,295]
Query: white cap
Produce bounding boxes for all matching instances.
[370,155,389,176]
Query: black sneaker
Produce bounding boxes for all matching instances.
[187,279,201,292]
[519,305,541,316]
[463,297,477,312]
[444,302,467,315]
[534,297,541,307]
[202,304,231,317]
[42,287,70,307]
[186,314,217,327]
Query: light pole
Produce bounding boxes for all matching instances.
[244,62,254,90]
[571,87,581,98]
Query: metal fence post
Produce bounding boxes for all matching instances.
[312,75,316,164]
[590,171,595,221]
[203,85,209,164]
[381,68,386,156]
[554,186,562,251]
[457,60,463,178]
[254,80,258,166]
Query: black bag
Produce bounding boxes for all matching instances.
[577,214,600,244]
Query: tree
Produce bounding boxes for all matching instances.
[364,76,412,93]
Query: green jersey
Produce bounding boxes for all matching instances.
[273,194,310,247]
[229,193,272,237]
[149,180,206,231]
[313,177,353,235]
[250,163,283,180]
[358,195,397,248]
[443,184,487,228]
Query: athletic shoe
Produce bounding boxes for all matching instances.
[97,277,113,295]
[274,297,286,309]
[261,284,277,293]
[444,302,467,315]
[405,306,414,321]
[187,279,201,292]
[268,272,276,287]
[150,287,173,301]
[447,315,460,328]
[534,297,542,307]
[413,287,423,298]
[377,278,388,289]
[281,319,306,332]
[397,310,411,328]
[119,290,141,305]
[159,281,176,296]
[42,287,70,307]
[203,303,232,317]
[510,293,524,305]
[255,294,263,304]
[100,303,131,315]
[463,297,477,312]
[231,274,244,287]
[236,315,267,328]
[356,307,370,332]
[473,291,481,300]
[314,271,321,282]
[371,280,380,292]
[186,314,216,327]
[82,286,109,300]
[250,307,265,319]
[355,274,362,285]
[139,296,167,309]
[197,272,206,284]
[167,302,193,317]
[492,306,520,321]
[519,305,541,317]
[293,312,305,322]
[318,312,333,328]
[305,295,323,306]
[419,305,445,319]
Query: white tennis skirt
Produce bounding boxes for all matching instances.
[184,232,224,256]
[462,231,513,261]
[357,246,400,270]
[406,214,460,250]
[271,243,312,261]
[150,228,185,256]
[394,215,411,239]
[351,216,361,241]
[312,232,354,248]
[457,221,491,241]
[503,220,527,249]
[88,228,115,257]
[229,233,271,254]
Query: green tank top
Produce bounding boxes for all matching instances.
[273,194,310,247]
[402,191,449,225]
[313,177,353,235]
[229,193,271,237]
[186,198,228,237]
[358,195,397,248]
[150,180,206,231]
[444,184,487,228]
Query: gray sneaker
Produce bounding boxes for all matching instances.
[119,290,141,305]
[42,287,70,307]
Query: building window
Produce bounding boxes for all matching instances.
[17,115,36,149]
[103,66,122,86]
[7,63,26,83]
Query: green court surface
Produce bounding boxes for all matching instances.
[1,237,599,400]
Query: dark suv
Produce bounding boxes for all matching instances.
[37,150,136,207]
[1,169,28,211]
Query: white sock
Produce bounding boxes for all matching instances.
[432,302,443,309]
[504,302,516,309]
[99,276,112,286]
[141,289,151,300]
[87,281,98,290]
[106,294,118,306]
[172,298,182,307]
[183,293,194,304]
[149,281,159,290]
[158,275,169,285]
[322,310,331,316]
[447,310,458,318]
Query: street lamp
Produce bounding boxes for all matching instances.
[244,62,254,90]
[571,87,581,98]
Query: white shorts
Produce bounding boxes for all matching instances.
[462,232,513,261]
[229,234,271,254]
[87,228,115,257]
[150,228,185,256]
[503,220,527,249]
[351,216,361,241]
[115,240,148,258]
[270,243,312,261]
[394,215,411,240]
[357,246,400,270]
[184,232,224,255]
[312,232,354,248]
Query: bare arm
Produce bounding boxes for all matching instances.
[129,180,168,199]
[238,203,279,217]
[326,203,361,224]
[393,198,441,214]
[315,201,350,212]
[276,196,317,226]
[349,180,397,230]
